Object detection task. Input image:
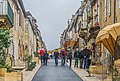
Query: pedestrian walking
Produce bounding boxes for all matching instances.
[78,49,84,68]
[83,47,91,69]
[43,50,49,65]
[60,48,67,66]
[39,48,45,64]
[50,54,53,59]
[88,52,92,68]
[54,50,59,66]
[74,48,79,68]
[68,49,72,68]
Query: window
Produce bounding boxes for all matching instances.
[119,0,120,8]
[104,0,107,21]
[98,0,100,22]
[14,10,17,30]
[108,0,111,16]
[19,10,22,26]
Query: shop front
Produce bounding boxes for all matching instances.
[95,23,120,80]
[96,23,120,58]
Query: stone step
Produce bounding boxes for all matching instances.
[89,65,106,74]
[114,59,120,67]
[16,60,26,66]
[114,59,120,73]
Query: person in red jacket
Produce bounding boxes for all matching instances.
[40,48,45,64]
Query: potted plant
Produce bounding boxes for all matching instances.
[34,52,39,57]
[0,29,12,77]
[27,62,36,71]
[34,52,39,64]
[94,22,99,27]
[87,23,92,28]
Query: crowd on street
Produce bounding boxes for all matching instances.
[39,47,92,69]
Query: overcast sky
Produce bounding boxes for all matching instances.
[23,0,81,50]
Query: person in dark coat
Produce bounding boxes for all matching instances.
[83,47,92,69]
[88,50,92,68]
[78,49,84,68]
[60,48,67,66]
[50,54,53,59]
[74,48,79,68]
[54,50,59,66]
[68,49,72,67]
[43,50,49,65]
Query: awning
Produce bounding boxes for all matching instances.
[96,23,120,54]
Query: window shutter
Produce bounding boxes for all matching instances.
[108,0,111,16]
[104,0,107,21]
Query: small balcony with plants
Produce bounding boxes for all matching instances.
[89,22,100,33]
[0,0,14,28]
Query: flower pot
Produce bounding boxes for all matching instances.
[90,65,106,74]
[114,59,120,73]
[5,72,23,81]
[0,68,7,77]
[34,57,39,64]
[5,72,17,81]
[114,59,120,67]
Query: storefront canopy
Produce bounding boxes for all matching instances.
[96,23,120,55]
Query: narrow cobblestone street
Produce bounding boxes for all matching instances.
[32,60,83,81]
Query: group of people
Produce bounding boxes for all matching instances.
[39,49,49,65]
[39,48,67,66]
[39,47,92,69]
[73,47,92,69]
[53,47,92,69]
[54,48,67,66]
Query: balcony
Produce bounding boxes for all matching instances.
[88,22,100,41]
[89,22,100,33]
[0,0,14,27]
[89,26,100,33]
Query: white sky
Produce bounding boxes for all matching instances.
[23,0,81,50]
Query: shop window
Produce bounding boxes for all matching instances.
[97,0,100,22]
